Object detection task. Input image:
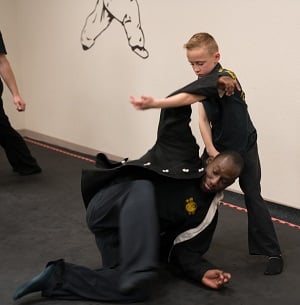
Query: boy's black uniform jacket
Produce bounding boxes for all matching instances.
[202,63,257,155]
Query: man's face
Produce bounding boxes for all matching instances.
[186,47,220,78]
[201,157,239,193]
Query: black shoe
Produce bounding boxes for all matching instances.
[13,264,55,300]
[16,166,42,176]
[264,256,283,275]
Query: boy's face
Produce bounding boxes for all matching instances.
[186,47,220,78]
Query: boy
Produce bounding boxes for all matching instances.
[130,32,283,275]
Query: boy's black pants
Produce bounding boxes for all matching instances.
[239,142,281,256]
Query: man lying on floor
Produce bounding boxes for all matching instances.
[13,75,244,303]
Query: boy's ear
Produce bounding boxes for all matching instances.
[206,156,214,165]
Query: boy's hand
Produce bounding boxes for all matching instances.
[218,76,241,96]
[130,95,155,110]
[201,269,231,289]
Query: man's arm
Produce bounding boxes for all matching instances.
[168,215,231,289]
[170,235,231,289]
[217,75,241,96]
[198,103,219,158]
[0,54,25,111]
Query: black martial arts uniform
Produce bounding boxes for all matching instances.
[201,63,281,257]
[35,75,224,303]
[0,31,41,175]
[40,171,222,302]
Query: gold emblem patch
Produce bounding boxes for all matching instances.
[185,197,197,215]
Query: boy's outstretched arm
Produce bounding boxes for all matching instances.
[130,92,203,110]
[198,103,219,158]
[130,76,239,111]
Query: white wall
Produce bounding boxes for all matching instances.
[1,0,299,209]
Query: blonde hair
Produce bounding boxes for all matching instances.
[184,32,219,55]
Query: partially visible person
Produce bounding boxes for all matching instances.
[130,32,283,276]
[0,31,41,175]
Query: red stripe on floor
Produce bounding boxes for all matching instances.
[221,201,300,230]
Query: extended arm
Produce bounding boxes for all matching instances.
[130,76,239,110]
[170,236,231,289]
[0,54,25,111]
[198,103,219,158]
[130,92,203,110]
[168,215,231,289]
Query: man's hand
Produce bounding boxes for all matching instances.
[201,269,231,289]
[13,96,26,111]
[217,76,241,96]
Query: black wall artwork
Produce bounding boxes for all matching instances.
[81,0,149,59]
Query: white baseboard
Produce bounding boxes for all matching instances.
[18,129,123,161]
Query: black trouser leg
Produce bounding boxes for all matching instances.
[42,260,148,302]
[86,179,159,293]
[86,182,123,268]
[239,143,281,256]
[119,180,159,286]
[0,98,41,173]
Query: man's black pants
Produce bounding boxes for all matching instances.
[42,179,159,302]
[0,98,40,173]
